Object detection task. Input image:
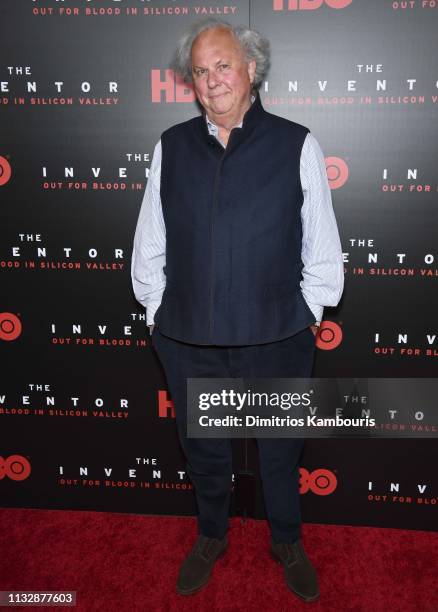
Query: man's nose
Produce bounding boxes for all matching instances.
[207,70,219,89]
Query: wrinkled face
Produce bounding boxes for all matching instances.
[190,27,256,122]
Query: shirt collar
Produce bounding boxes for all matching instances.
[205,94,256,138]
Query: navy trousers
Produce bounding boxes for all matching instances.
[151,326,316,544]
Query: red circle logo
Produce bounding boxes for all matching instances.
[0,156,12,186]
[0,312,22,341]
[0,455,31,481]
[299,468,337,496]
[325,156,348,190]
[316,320,343,351]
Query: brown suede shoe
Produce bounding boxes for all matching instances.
[271,539,319,602]
[176,534,228,595]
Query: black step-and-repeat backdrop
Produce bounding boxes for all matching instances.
[1,0,437,531]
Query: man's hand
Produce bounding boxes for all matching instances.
[309,325,319,337]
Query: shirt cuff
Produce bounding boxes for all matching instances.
[146,301,162,326]
[306,302,323,324]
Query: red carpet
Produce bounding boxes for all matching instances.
[0,508,437,611]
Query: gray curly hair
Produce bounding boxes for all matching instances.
[170,17,270,89]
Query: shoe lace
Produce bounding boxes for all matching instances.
[192,535,219,560]
[281,541,304,567]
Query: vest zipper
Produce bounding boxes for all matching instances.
[208,133,235,341]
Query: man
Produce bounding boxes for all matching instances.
[131,17,344,602]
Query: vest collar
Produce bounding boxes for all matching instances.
[200,91,266,147]
[205,93,255,135]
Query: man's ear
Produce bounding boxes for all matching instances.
[248,59,256,85]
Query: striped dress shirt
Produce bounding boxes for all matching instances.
[131,114,344,329]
